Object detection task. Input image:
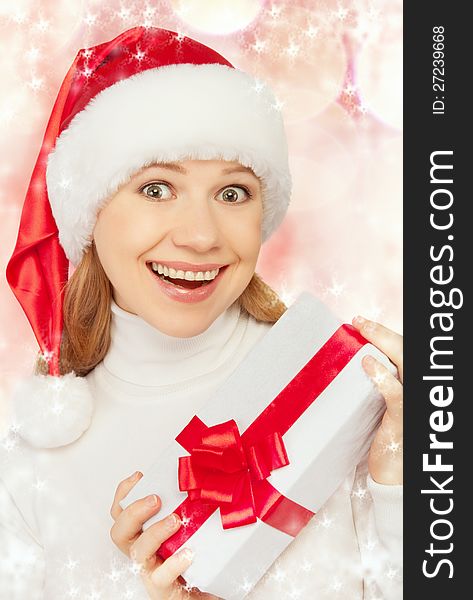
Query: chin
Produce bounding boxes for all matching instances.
[145,308,217,338]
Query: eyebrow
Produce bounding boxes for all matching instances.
[139,162,257,177]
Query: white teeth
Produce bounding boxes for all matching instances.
[149,263,220,281]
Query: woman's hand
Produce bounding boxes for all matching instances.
[110,471,219,599]
[352,316,403,485]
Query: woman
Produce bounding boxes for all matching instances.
[1,27,402,599]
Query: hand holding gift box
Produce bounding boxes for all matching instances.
[119,291,398,599]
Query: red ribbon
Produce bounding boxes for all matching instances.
[158,324,368,559]
[178,418,289,529]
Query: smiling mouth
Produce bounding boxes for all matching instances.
[146,262,228,290]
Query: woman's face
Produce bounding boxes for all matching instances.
[93,159,263,337]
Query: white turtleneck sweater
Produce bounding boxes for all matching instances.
[0,300,402,600]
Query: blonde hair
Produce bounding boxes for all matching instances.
[35,242,287,377]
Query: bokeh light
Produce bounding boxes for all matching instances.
[170,0,264,35]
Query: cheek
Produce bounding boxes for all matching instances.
[93,202,155,272]
[220,206,262,262]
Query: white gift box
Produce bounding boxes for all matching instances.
[120,291,397,599]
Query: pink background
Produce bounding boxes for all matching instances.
[0,0,402,428]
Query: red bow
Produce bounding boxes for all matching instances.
[178,418,289,529]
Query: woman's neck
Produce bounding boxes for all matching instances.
[101,299,244,387]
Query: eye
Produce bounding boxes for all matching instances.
[140,182,173,201]
[217,185,252,204]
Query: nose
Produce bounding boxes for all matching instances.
[171,195,221,253]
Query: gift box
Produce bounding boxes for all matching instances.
[119,291,397,599]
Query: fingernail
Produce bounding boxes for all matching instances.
[177,547,194,562]
[363,355,375,366]
[130,471,142,481]
[146,494,158,507]
[353,316,365,326]
[167,513,181,528]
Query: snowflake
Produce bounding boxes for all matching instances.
[366,304,383,322]
[353,15,374,41]
[272,98,285,112]
[252,79,265,94]
[174,2,190,18]
[362,537,378,552]
[338,8,349,21]
[299,558,313,572]
[2,435,18,454]
[26,47,41,63]
[11,9,28,24]
[285,41,300,58]
[351,484,368,500]
[343,83,358,97]
[269,4,283,20]
[51,377,67,392]
[238,578,254,593]
[84,13,98,26]
[288,587,304,599]
[327,279,346,298]
[133,50,146,62]
[34,18,50,33]
[106,568,122,582]
[28,76,44,92]
[41,349,54,363]
[117,7,132,22]
[305,25,319,39]
[180,515,191,528]
[385,440,402,455]
[252,39,267,54]
[32,478,47,492]
[329,577,343,592]
[279,287,297,308]
[58,177,72,190]
[128,560,143,576]
[270,564,287,583]
[319,514,334,528]
[64,558,79,571]
[142,5,157,20]
[367,7,381,21]
[9,422,21,435]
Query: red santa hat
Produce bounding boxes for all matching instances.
[5,26,292,449]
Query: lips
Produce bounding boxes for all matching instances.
[146,263,228,302]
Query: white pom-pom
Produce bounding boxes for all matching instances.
[12,372,94,448]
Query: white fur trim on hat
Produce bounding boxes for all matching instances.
[12,372,94,448]
[46,63,292,266]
